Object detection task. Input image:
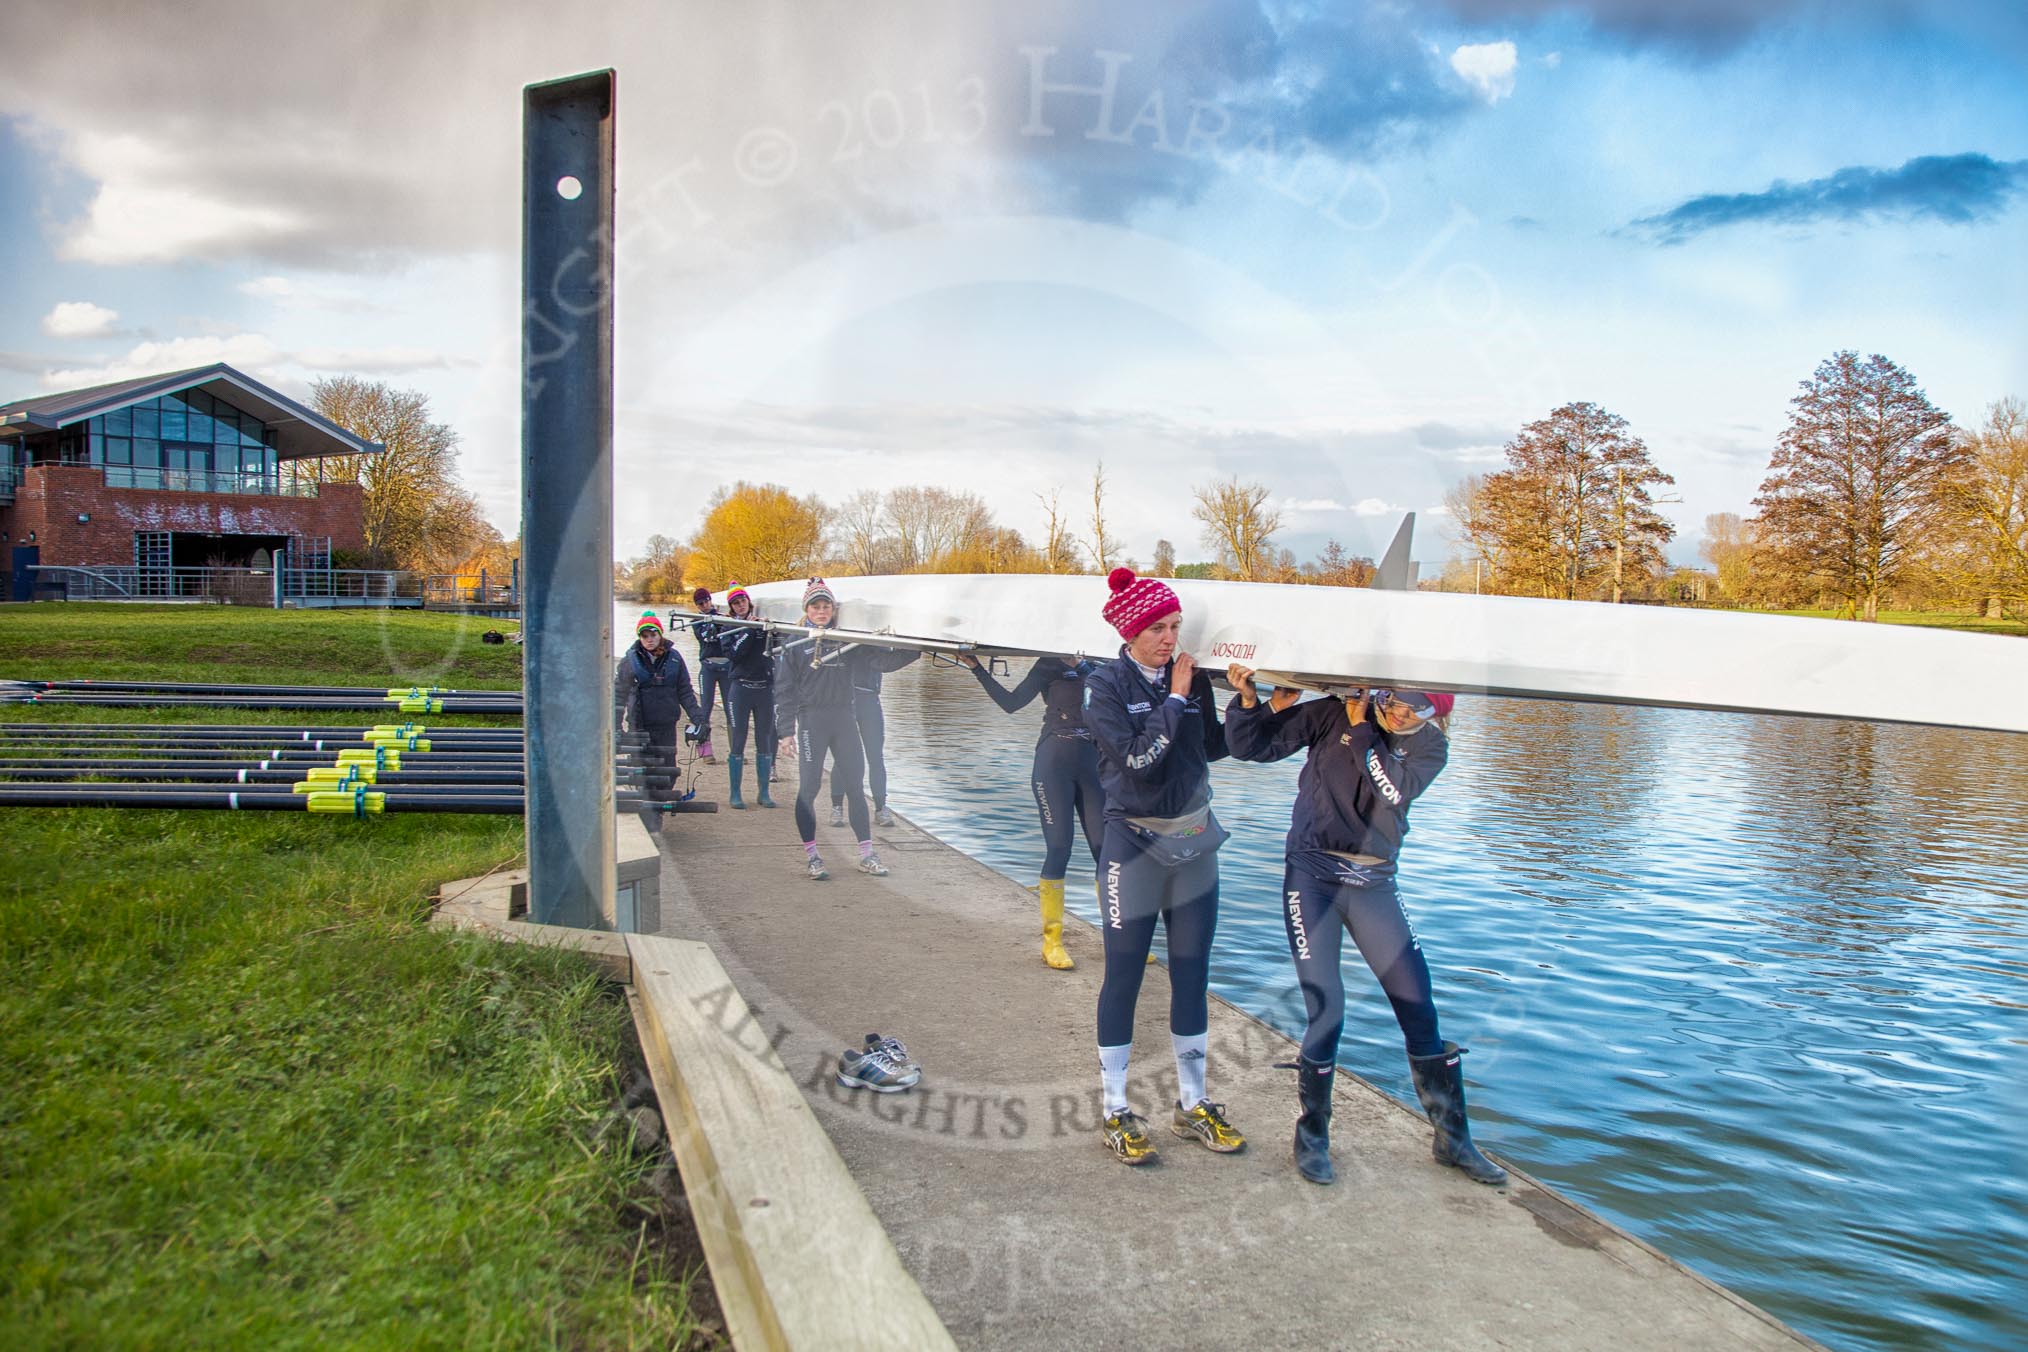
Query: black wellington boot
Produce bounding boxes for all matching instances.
[1406,1042,1507,1186]
[1294,1057,1335,1185]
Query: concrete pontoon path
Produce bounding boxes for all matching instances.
[650,761,1823,1352]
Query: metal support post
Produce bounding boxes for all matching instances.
[521,69,616,928]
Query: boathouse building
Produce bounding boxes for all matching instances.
[0,364,379,601]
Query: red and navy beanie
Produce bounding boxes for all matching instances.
[803,577,835,609]
[1102,567,1180,641]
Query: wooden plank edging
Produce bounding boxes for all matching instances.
[625,933,958,1352]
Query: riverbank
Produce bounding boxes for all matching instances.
[0,607,713,1346]
[649,752,1823,1351]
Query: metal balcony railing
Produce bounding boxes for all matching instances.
[100,465,320,497]
[25,565,420,607]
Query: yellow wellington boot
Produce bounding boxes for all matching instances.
[1039,878,1075,970]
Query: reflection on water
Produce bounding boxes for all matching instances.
[860,657,2028,1352]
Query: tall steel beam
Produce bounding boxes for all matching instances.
[521,70,616,928]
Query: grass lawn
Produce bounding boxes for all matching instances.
[0,605,711,1348]
[1748,607,2028,638]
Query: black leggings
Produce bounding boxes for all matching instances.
[795,704,868,843]
[1282,859,1441,1062]
[1032,735,1105,880]
[726,680,775,758]
[696,660,728,736]
[1095,822,1219,1046]
[833,689,887,808]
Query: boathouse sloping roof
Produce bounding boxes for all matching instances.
[0,363,383,461]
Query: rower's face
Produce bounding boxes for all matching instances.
[1130,614,1182,666]
[806,599,835,627]
[638,627,664,651]
[730,595,752,618]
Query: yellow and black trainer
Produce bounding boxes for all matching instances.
[1102,1110,1160,1166]
[1172,1100,1246,1153]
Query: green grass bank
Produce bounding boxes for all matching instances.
[0,605,710,1348]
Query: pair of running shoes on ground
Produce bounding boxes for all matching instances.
[1103,1102,1246,1165]
[806,850,889,880]
[835,1033,920,1092]
[830,802,898,829]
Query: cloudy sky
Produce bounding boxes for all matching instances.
[3,0,2024,567]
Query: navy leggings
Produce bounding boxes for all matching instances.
[1282,859,1441,1062]
[1095,822,1219,1046]
[796,704,869,843]
[726,680,775,758]
[1031,735,1105,879]
[833,688,887,808]
[696,660,729,736]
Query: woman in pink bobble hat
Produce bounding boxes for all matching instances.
[1079,567,1245,1166]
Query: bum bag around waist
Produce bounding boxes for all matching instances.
[1122,804,1231,866]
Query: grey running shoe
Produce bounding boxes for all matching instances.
[836,1038,919,1092]
[806,855,830,881]
[872,1034,918,1077]
[875,804,897,828]
[857,852,889,877]
[830,803,846,828]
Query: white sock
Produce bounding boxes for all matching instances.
[1172,1032,1208,1109]
[1099,1043,1133,1115]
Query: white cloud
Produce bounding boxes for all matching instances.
[1278,496,1407,517]
[1450,41,1519,104]
[40,334,285,389]
[238,274,391,315]
[40,300,121,339]
[1543,51,1562,69]
[296,346,467,373]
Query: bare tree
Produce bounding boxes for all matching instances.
[835,488,888,574]
[884,486,992,570]
[312,376,478,571]
[1754,351,1961,621]
[1189,476,1282,581]
[1924,396,2028,618]
[1487,401,1675,601]
[1037,488,1076,573]
[1698,513,1755,601]
[1086,460,1118,572]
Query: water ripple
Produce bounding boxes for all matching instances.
[863,661,2028,1352]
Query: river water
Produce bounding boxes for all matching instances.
[646,612,2027,1351]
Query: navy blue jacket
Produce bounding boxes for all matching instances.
[1225,695,1446,863]
[774,629,918,738]
[722,622,775,685]
[1083,649,1227,821]
[614,640,705,732]
[972,656,1102,743]
[692,609,729,663]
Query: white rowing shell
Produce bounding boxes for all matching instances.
[734,574,2028,735]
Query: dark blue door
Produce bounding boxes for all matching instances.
[10,545,38,602]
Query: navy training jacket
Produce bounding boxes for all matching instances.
[1225,695,1446,863]
[692,610,729,662]
[1083,648,1227,821]
[614,640,705,733]
[972,656,1104,742]
[774,629,918,739]
[721,622,775,684]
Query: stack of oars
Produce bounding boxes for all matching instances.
[0,720,713,817]
[1,679,524,715]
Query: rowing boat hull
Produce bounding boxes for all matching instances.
[735,575,2028,734]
